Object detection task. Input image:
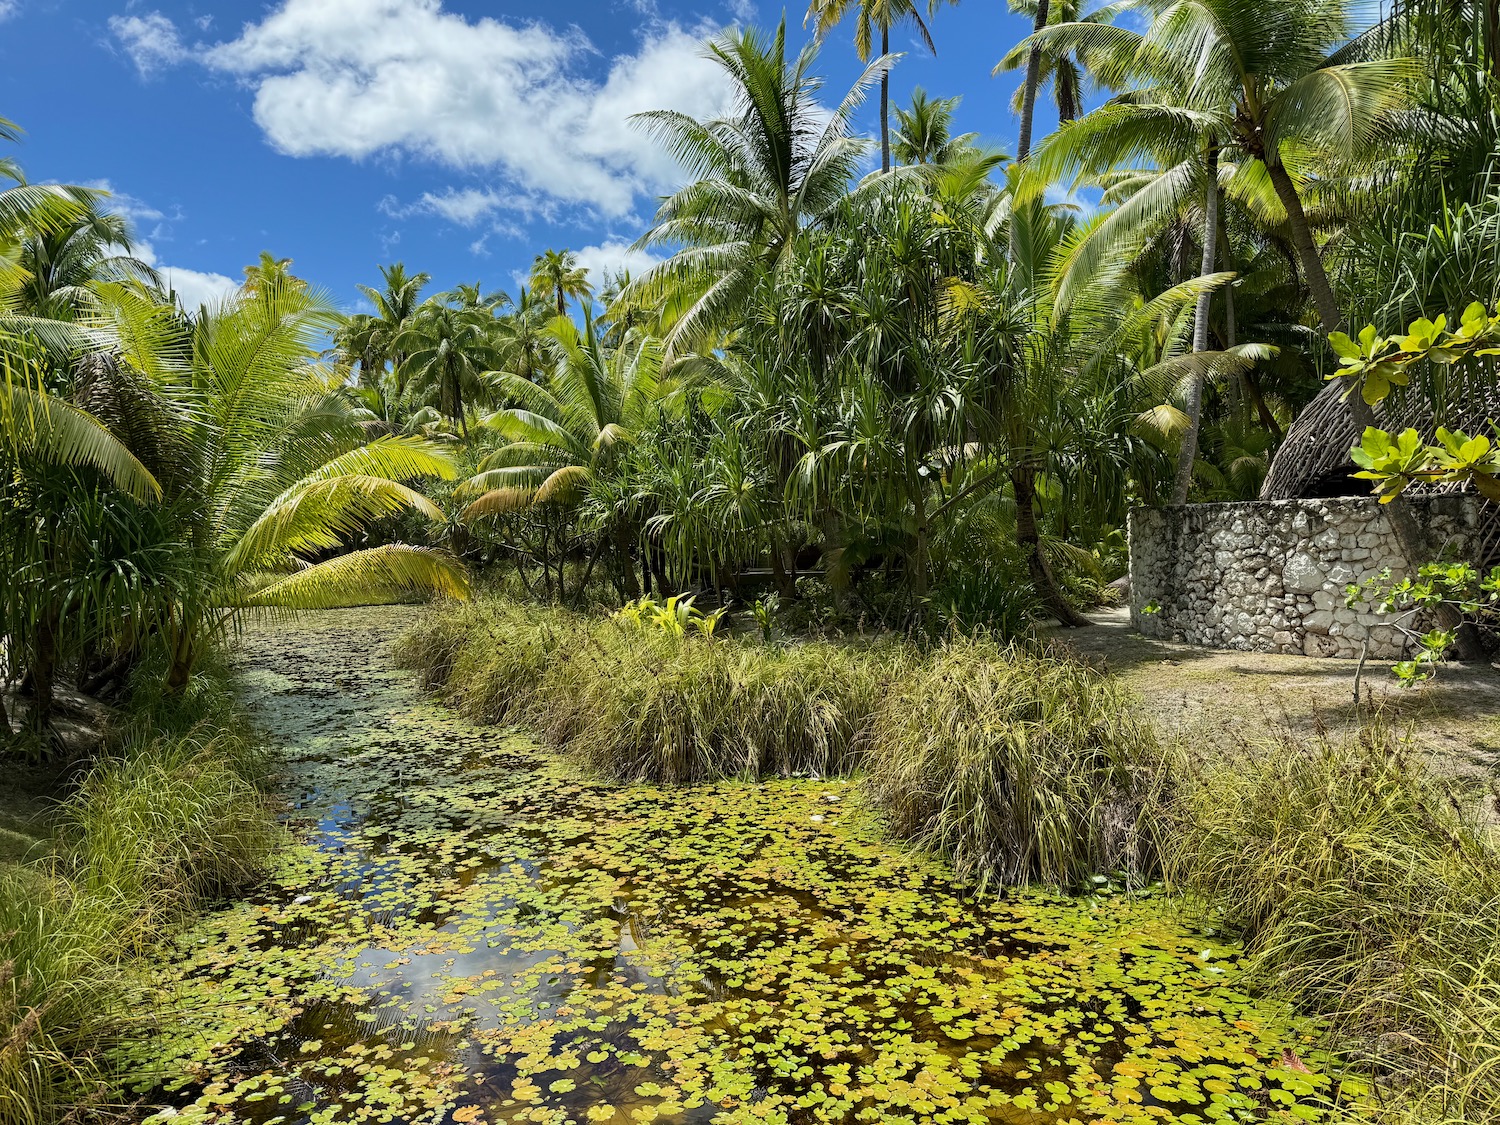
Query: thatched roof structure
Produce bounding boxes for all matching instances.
[1261,374,1500,568]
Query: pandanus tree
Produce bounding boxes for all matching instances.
[629,20,890,352]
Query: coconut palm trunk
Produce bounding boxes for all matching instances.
[1172,145,1220,504]
[1016,0,1051,161]
[880,24,892,173]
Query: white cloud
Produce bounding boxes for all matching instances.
[574,239,660,287]
[0,2,18,24]
[129,239,242,309]
[379,187,535,229]
[109,11,188,76]
[172,0,735,219]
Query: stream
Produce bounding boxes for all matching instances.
[120,609,1352,1125]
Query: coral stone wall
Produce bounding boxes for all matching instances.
[1128,496,1484,658]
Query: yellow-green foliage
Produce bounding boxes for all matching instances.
[862,637,1166,888]
[1165,728,1500,1123]
[60,728,283,944]
[552,628,899,783]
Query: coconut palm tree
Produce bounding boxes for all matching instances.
[395,296,504,436]
[805,0,937,173]
[629,20,890,351]
[530,249,593,319]
[892,88,982,164]
[1017,0,1415,334]
[93,272,467,692]
[994,0,1130,127]
[460,309,668,599]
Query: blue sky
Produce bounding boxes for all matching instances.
[0,0,1047,312]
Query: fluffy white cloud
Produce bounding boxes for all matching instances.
[175,0,737,218]
[0,3,18,23]
[574,239,660,287]
[109,11,187,75]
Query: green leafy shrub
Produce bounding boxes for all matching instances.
[1164,727,1500,1122]
[862,637,1166,888]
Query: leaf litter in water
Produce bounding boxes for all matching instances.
[118,609,1365,1125]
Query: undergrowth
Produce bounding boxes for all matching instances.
[862,637,1167,888]
[1165,725,1500,1124]
[397,596,1159,869]
[0,652,282,1125]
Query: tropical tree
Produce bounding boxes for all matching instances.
[96,273,468,692]
[629,20,889,350]
[995,0,1129,127]
[395,294,504,435]
[892,88,982,164]
[460,310,669,599]
[530,249,593,319]
[805,0,937,173]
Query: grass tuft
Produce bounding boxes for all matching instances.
[1164,724,1500,1122]
[862,636,1166,889]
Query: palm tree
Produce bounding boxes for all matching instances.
[95,272,467,692]
[16,206,160,321]
[460,309,668,599]
[892,88,982,164]
[805,0,937,173]
[994,0,1129,127]
[629,20,889,351]
[396,296,503,436]
[530,249,593,319]
[496,285,554,383]
[1019,0,1414,334]
[340,262,431,392]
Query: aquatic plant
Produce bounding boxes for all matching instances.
[1165,725,1500,1122]
[862,636,1167,888]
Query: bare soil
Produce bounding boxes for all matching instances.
[1044,608,1500,792]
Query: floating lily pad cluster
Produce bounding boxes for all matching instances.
[118,611,1360,1125]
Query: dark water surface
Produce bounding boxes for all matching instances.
[122,609,1351,1125]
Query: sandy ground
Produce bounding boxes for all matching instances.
[1045,607,1500,790]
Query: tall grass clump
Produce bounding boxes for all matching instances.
[59,727,283,945]
[1,654,282,1125]
[1165,726,1500,1123]
[393,597,584,724]
[863,637,1166,889]
[550,627,900,783]
[0,870,124,1125]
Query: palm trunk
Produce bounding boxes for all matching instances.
[1172,144,1219,505]
[1264,155,1342,334]
[880,26,892,174]
[1012,464,1091,627]
[1017,0,1051,162]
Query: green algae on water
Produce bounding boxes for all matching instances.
[118,610,1360,1125]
